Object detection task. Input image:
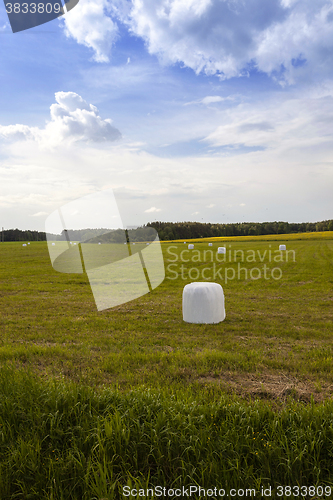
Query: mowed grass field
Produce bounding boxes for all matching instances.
[0,233,333,498]
[1,234,333,399]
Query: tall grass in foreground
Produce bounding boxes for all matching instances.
[0,366,332,499]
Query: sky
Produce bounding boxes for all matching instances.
[0,0,333,231]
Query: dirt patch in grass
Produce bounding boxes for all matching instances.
[197,371,333,404]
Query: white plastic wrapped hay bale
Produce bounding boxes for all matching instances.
[184,242,186,244]
[22,244,27,247]
[279,244,286,251]
[218,247,226,254]
[208,243,213,246]
[188,244,194,249]
[183,282,225,324]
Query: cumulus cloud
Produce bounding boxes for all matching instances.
[57,0,333,84]
[61,0,119,62]
[124,0,333,84]
[0,124,39,141]
[0,92,121,148]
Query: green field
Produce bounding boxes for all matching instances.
[0,235,333,498]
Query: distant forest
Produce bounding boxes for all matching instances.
[1,229,47,242]
[146,219,333,241]
[1,219,333,242]
[0,228,111,243]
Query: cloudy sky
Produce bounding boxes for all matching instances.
[1,0,333,231]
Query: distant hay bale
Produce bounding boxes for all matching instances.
[218,247,226,254]
[279,244,286,251]
[188,244,194,249]
[208,243,213,246]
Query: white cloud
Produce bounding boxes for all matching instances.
[0,124,39,141]
[61,0,119,62]
[254,1,333,85]
[124,0,333,84]
[184,95,228,106]
[144,206,162,213]
[204,92,333,152]
[201,96,224,105]
[56,0,333,85]
[0,92,121,148]
[206,203,215,208]
[1,136,333,230]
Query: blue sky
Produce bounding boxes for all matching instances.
[0,0,333,231]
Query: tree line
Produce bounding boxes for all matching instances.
[0,228,109,242]
[0,227,157,243]
[0,229,47,242]
[1,219,333,242]
[146,219,333,240]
